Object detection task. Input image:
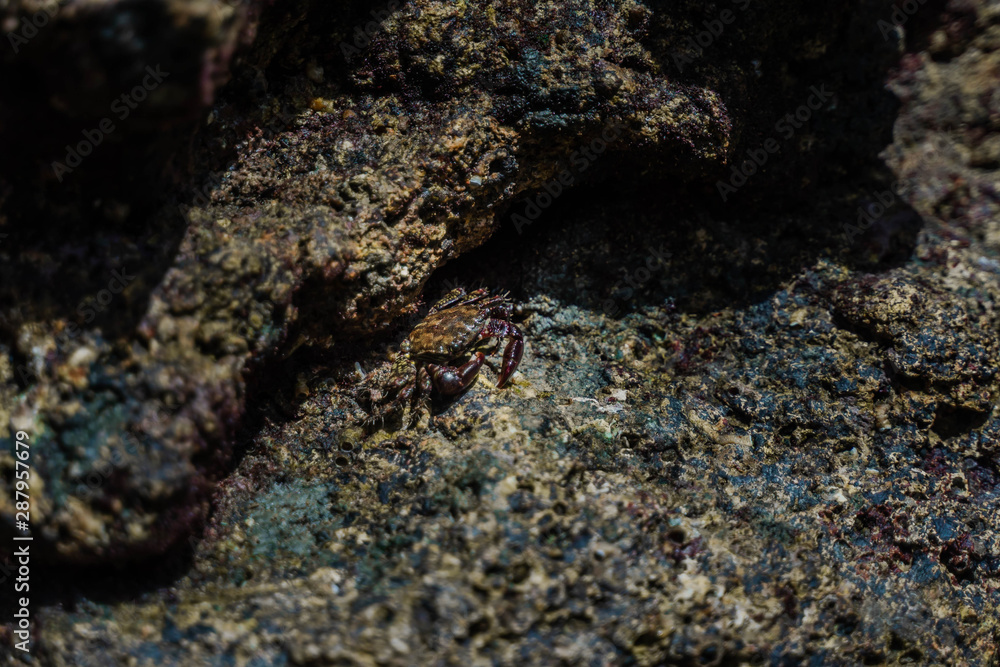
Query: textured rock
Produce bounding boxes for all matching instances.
[0,0,865,563]
[28,188,1000,664]
[2,0,1000,664]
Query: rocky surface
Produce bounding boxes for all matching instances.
[2,0,1000,664]
[0,0,871,563]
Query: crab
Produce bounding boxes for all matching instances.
[370,287,524,423]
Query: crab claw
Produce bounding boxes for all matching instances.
[428,352,486,396]
[497,324,524,388]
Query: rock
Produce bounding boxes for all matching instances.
[3,0,1000,663]
[0,0,857,563]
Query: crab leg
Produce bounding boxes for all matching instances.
[427,352,486,396]
[416,365,433,395]
[498,326,524,388]
[370,365,433,427]
[429,288,490,314]
[480,319,523,388]
[374,377,416,422]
